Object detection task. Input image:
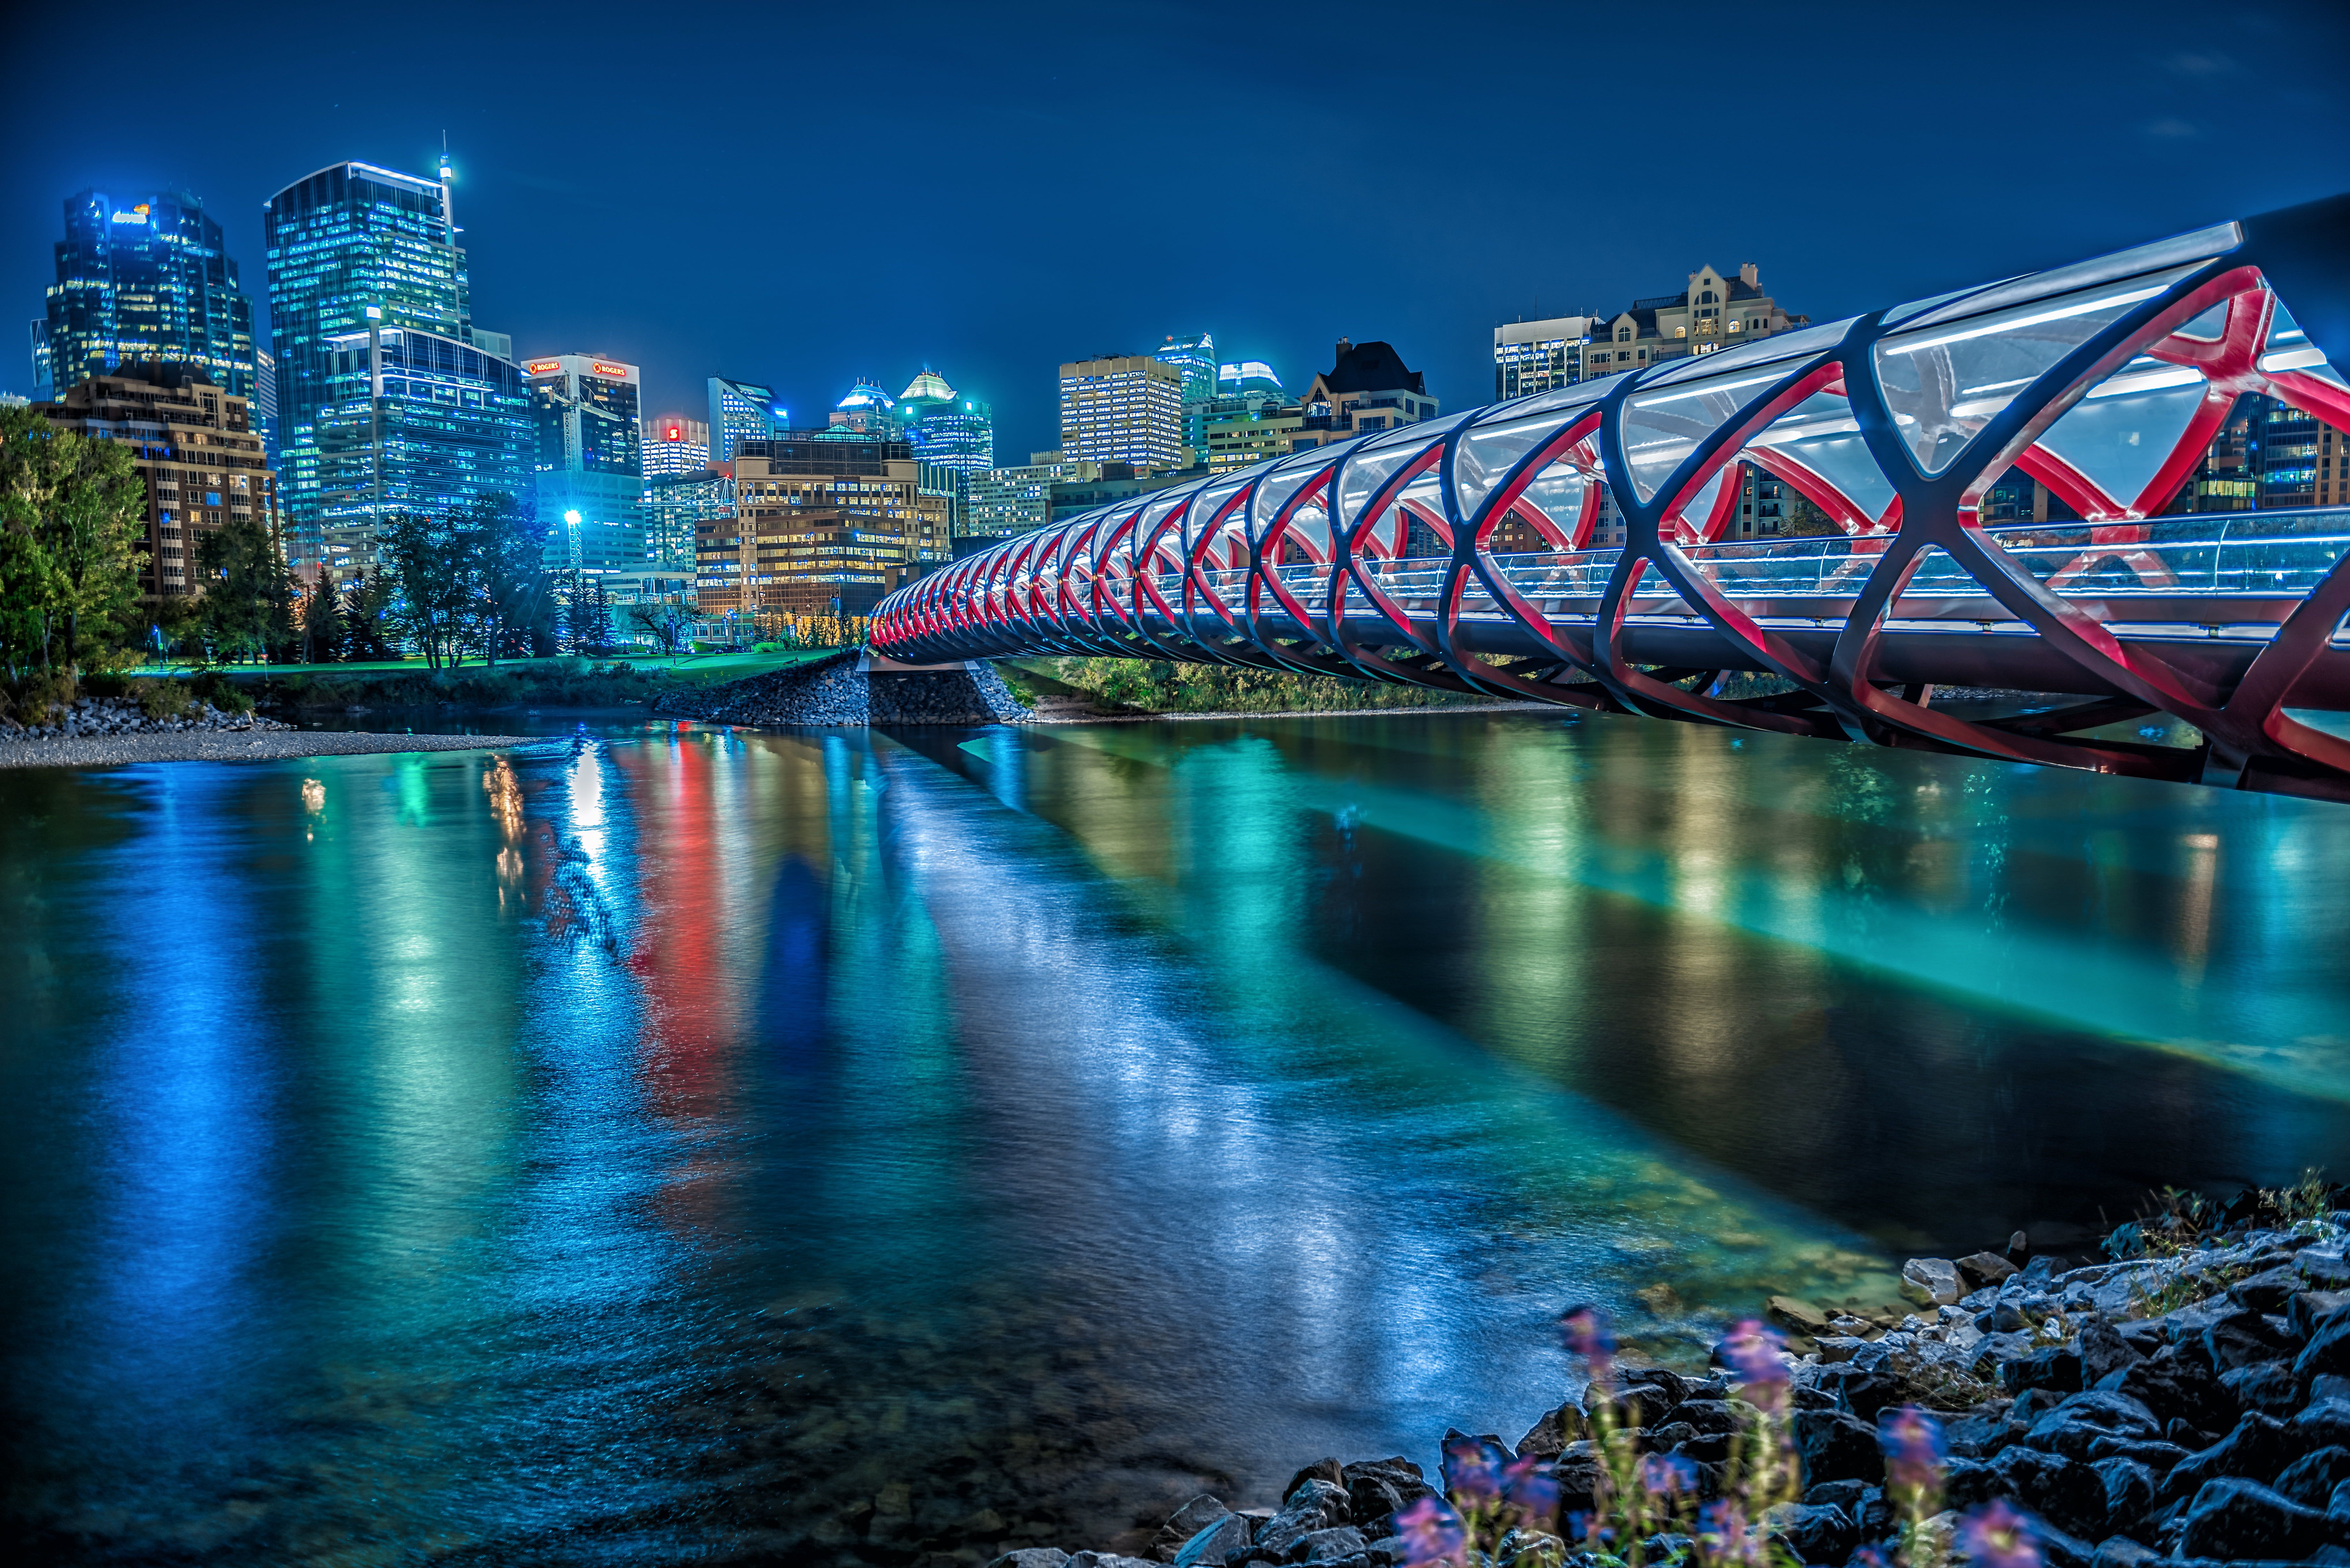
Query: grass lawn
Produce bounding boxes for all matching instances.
[125,648,847,683]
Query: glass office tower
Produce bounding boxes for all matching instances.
[525,354,646,574]
[266,159,526,577]
[1155,331,1216,462]
[35,188,256,401]
[708,377,781,464]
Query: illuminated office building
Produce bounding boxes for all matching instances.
[894,368,995,532]
[649,465,733,576]
[701,433,949,622]
[525,353,645,574]
[1493,315,1595,400]
[642,413,709,483]
[267,158,526,577]
[709,376,781,464]
[1059,354,1184,471]
[964,459,1100,542]
[827,379,895,435]
[34,188,256,402]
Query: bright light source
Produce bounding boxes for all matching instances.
[564,509,582,526]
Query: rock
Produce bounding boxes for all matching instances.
[1283,1460,1345,1502]
[1757,1500,1857,1564]
[1068,1556,1159,1568]
[987,1553,1072,1568]
[2079,1320,2146,1385]
[2023,1392,2162,1459]
[2204,1308,2300,1371]
[2301,1306,2350,1379]
[2004,1345,2084,1396]
[1959,1251,2021,1289]
[2099,1344,2234,1429]
[2232,1265,2313,1314]
[2177,1477,2338,1560]
[2301,1253,2350,1291]
[1769,1295,1830,1335]
[1292,1526,1367,1562]
[2088,1534,2159,1567]
[2220,1360,2303,1415]
[2279,1447,2350,1509]
[2301,1398,2350,1449]
[1901,1258,1963,1308]
[1991,1444,2111,1539]
[2294,1292,2350,1341]
[1512,1404,1584,1458]
[2092,1456,2158,1531]
[1803,1366,1907,1422]
[1252,1482,1351,1562]
[1339,1458,1429,1528]
[2161,1412,2299,1501]
[1795,1408,1880,1486]
[2082,1435,2185,1472]
[1157,1496,1235,1563]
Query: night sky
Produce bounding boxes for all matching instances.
[4,0,2347,462]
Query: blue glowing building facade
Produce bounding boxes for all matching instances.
[525,353,646,575]
[266,159,530,578]
[33,189,256,403]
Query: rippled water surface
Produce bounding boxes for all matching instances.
[5,710,2349,1563]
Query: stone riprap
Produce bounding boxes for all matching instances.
[0,728,541,768]
[653,652,1032,728]
[2,692,292,742]
[1007,1210,2350,1568]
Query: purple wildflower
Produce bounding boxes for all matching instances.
[1696,1500,1756,1564]
[1879,1404,1947,1494]
[1718,1318,1789,1404]
[1442,1438,1502,1503]
[1394,1495,1467,1566]
[1636,1451,1700,1498]
[1500,1455,1559,1524]
[1958,1500,2043,1568]
[1559,1304,1616,1370]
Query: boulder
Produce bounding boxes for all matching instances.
[2220,1360,2303,1416]
[2004,1345,2085,1396]
[1804,1366,1906,1422]
[1289,1526,1367,1563]
[2301,1307,2350,1379]
[2301,1398,2350,1450]
[2203,1308,2300,1371]
[988,1554,1072,1568]
[1283,1459,1345,1499]
[2232,1265,2314,1314]
[2300,1252,2350,1290]
[1156,1497,1236,1563]
[1173,1515,1252,1568]
[1795,1408,1881,1486]
[2079,1319,2146,1385]
[2278,1447,2350,1509]
[1769,1295,1831,1335]
[1757,1500,1857,1564]
[2161,1412,2299,1502]
[1959,1251,2021,1289]
[1901,1258,1964,1308]
[2022,1392,2162,1459]
[2088,1535,2159,1567]
[1512,1403,1583,1458]
[2293,1291,2350,1341]
[2177,1477,2338,1560]
[2092,1456,2158,1532]
[1991,1444,2111,1539]
[1251,1481,1352,1562]
[2099,1344,2235,1429]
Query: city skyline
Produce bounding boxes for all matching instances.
[8,1,2346,469]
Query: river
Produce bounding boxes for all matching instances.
[4,709,2347,1563]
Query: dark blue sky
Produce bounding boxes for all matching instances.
[6,0,2347,462]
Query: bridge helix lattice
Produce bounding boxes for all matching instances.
[872,194,2350,800]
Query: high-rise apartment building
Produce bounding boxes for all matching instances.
[266,159,528,577]
[964,459,1102,543]
[33,366,277,601]
[1059,354,1184,471]
[1494,315,1597,401]
[525,354,645,575]
[697,433,950,623]
[1156,332,1216,463]
[642,413,710,484]
[709,377,781,464]
[34,189,257,403]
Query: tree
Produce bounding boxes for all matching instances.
[379,510,474,668]
[195,516,297,663]
[626,597,692,659]
[341,570,397,661]
[466,494,546,669]
[0,403,145,680]
[298,575,344,664]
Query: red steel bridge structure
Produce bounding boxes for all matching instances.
[871,195,2350,800]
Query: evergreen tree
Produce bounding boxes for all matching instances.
[195,516,297,663]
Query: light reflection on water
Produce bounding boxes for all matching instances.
[2,710,2347,1564]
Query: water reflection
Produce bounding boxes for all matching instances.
[2,712,2346,1564]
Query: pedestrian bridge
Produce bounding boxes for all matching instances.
[871,194,2350,799]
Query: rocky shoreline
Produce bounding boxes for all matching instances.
[1005,1198,2350,1568]
[2,691,294,741]
[653,651,1034,727]
[0,695,536,767]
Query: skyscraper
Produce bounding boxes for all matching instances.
[709,377,780,464]
[828,380,895,435]
[525,354,646,574]
[1058,355,1184,471]
[265,159,529,577]
[1156,331,1215,463]
[893,369,995,533]
[642,413,710,483]
[34,189,256,402]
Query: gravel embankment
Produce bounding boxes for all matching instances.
[0,729,540,768]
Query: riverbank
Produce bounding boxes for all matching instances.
[0,729,540,768]
[1020,1190,2350,1568]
